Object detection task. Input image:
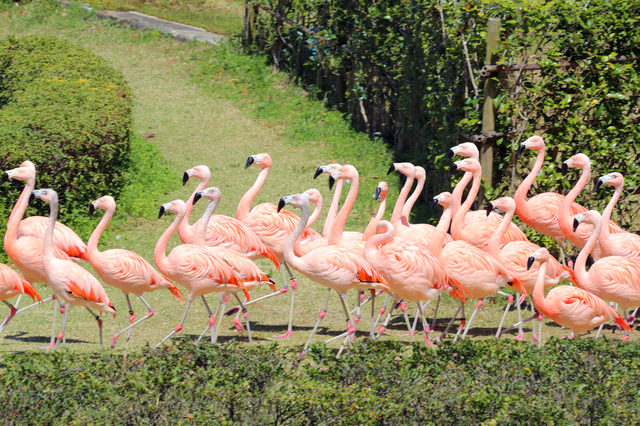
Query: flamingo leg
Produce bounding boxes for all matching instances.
[195,295,215,344]
[460,298,484,340]
[53,306,70,351]
[214,295,230,343]
[373,293,389,331]
[369,290,376,339]
[16,293,58,349]
[401,302,416,342]
[376,296,400,339]
[498,312,538,337]
[276,263,296,338]
[111,295,154,352]
[301,288,331,357]
[155,301,192,349]
[430,296,441,332]
[495,292,515,338]
[538,314,543,347]
[233,293,247,334]
[418,302,433,348]
[338,291,357,341]
[405,301,431,337]
[0,300,18,334]
[435,302,463,342]
[15,293,56,315]
[85,307,104,354]
[452,304,468,343]
[556,238,568,266]
[627,307,639,326]
[234,294,252,346]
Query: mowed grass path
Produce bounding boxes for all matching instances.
[0,3,632,355]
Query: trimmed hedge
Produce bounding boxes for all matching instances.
[1,339,640,424]
[0,35,132,235]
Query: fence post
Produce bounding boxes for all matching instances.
[479,17,501,207]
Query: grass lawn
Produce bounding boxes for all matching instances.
[0,1,635,358]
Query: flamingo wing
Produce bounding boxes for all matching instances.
[18,216,88,259]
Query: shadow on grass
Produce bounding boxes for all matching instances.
[3,331,89,345]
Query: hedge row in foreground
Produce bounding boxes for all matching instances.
[2,339,639,424]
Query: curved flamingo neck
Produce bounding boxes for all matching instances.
[328,174,360,245]
[178,176,210,240]
[451,172,473,219]
[363,193,387,241]
[5,176,35,247]
[391,173,414,224]
[323,179,343,237]
[308,196,322,229]
[515,146,545,215]
[532,261,549,315]
[154,209,187,275]
[600,183,622,241]
[237,166,270,221]
[402,173,425,220]
[559,163,591,237]
[451,170,481,239]
[195,199,219,246]
[487,206,514,257]
[43,195,59,268]
[87,205,115,257]
[364,223,394,259]
[575,216,601,285]
[283,202,309,272]
[428,204,452,257]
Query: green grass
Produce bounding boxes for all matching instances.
[0,1,636,358]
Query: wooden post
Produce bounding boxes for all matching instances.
[478,17,500,207]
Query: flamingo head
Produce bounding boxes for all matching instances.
[517,135,545,158]
[303,188,322,204]
[374,181,388,201]
[313,163,342,179]
[245,153,272,170]
[572,210,601,232]
[527,247,550,270]
[375,220,394,236]
[158,200,187,219]
[562,153,590,175]
[414,166,426,181]
[183,165,211,186]
[30,188,58,206]
[193,187,222,205]
[89,195,116,219]
[328,165,358,190]
[486,197,515,216]
[1,160,36,185]
[278,193,309,213]
[432,191,453,210]
[451,158,481,174]
[447,142,479,161]
[388,162,415,179]
[595,172,624,193]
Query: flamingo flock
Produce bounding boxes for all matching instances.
[0,135,637,355]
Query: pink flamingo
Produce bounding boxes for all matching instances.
[0,264,41,334]
[526,247,630,342]
[86,196,184,352]
[313,164,346,237]
[450,159,528,251]
[278,192,390,357]
[558,154,623,260]
[2,162,84,348]
[32,189,116,352]
[237,153,322,337]
[595,173,640,259]
[154,199,250,348]
[572,210,640,340]
[364,220,467,346]
[192,187,276,344]
[428,192,528,341]
[363,181,389,241]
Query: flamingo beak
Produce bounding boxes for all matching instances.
[516,143,526,158]
[245,156,255,169]
[594,178,604,193]
[450,163,458,173]
[0,172,8,185]
[561,162,568,176]
[573,218,580,233]
[527,256,535,270]
[182,172,189,186]
[328,175,336,191]
[89,203,95,219]
[446,148,455,161]
[158,205,166,219]
[374,186,382,200]
[486,202,494,217]
[430,197,439,211]
[387,164,395,175]
[28,192,35,204]
[193,192,203,205]
[313,167,324,179]
[277,197,286,213]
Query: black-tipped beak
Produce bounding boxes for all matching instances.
[446,148,455,161]
[486,202,494,217]
[573,218,580,233]
[527,256,535,270]
[329,175,336,191]
[594,178,604,193]
[450,163,458,173]
[89,203,95,219]
[430,197,439,211]
[313,167,324,179]
[561,162,568,176]
[158,205,165,219]
[374,186,382,200]
[182,172,189,186]
[516,143,526,158]
[245,156,254,169]
[28,192,35,204]
[0,172,8,185]
[387,164,395,175]
[193,192,202,205]
[277,198,286,213]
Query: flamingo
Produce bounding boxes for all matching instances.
[400,165,425,224]
[428,192,528,341]
[313,164,346,237]
[237,153,323,338]
[364,220,467,346]
[362,181,389,241]
[595,173,640,259]
[450,158,528,251]
[31,189,116,352]
[572,210,640,340]
[278,192,389,357]
[2,162,84,348]
[558,154,623,260]
[0,264,41,334]
[191,187,276,344]
[154,199,250,348]
[86,196,184,352]
[526,247,630,343]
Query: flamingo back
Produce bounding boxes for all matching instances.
[18,216,88,260]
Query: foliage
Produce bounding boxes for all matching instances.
[1,339,640,424]
[246,0,640,244]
